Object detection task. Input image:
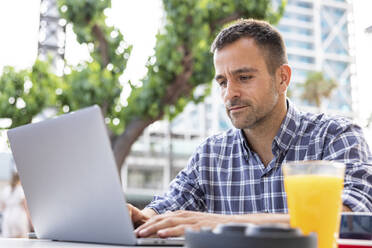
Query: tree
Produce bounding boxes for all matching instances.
[0,60,62,127]
[301,71,338,111]
[0,0,285,172]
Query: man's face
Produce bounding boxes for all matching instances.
[213,38,280,129]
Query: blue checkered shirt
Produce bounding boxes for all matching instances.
[147,100,372,214]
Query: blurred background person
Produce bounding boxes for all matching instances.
[0,172,30,238]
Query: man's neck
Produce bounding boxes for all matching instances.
[243,98,288,167]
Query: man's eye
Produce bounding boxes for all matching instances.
[240,75,253,81]
[218,81,227,87]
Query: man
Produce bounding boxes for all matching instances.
[129,19,372,238]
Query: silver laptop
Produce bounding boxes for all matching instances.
[7,105,184,246]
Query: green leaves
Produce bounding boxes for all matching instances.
[0,0,285,146]
[57,60,123,127]
[58,0,109,27]
[0,60,60,128]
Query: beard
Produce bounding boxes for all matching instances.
[225,83,279,130]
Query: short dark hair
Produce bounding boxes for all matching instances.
[211,19,288,75]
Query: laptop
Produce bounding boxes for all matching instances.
[7,105,184,246]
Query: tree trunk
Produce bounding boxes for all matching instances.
[92,24,109,67]
[112,117,158,173]
[112,45,194,173]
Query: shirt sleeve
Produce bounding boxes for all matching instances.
[322,121,372,212]
[146,149,207,214]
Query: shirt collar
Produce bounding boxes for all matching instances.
[238,128,250,154]
[272,98,301,154]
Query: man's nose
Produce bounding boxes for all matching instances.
[223,81,240,102]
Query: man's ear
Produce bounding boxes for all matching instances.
[276,64,291,94]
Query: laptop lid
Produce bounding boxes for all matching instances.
[7,105,137,245]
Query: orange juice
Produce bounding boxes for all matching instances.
[284,175,344,248]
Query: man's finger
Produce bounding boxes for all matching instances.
[137,218,178,237]
[157,224,193,238]
[134,213,166,234]
[157,219,224,238]
[127,204,149,228]
[127,204,133,217]
[137,217,196,237]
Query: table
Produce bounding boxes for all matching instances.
[0,238,182,248]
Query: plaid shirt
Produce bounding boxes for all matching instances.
[147,100,372,214]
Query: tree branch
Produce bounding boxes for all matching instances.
[163,47,194,105]
[92,24,109,67]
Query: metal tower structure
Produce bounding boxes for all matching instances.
[38,0,66,74]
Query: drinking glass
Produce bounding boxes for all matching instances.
[283,161,345,248]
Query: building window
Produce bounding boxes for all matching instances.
[284,12,313,22]
[127,167,164,190]
[286,39,314,50]
[288,54,315,64]
[278,25,313,36]
[288,0,313,9]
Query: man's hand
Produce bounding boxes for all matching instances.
[127,204,157,228]
[134,210,290,238]
[343,205,352,212]
[135,210,231,238]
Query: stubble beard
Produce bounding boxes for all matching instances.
[225,81,279,130]
[226,100,257,129]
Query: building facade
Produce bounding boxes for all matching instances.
[276,0,356,115]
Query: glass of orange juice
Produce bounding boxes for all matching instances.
[283,161,345,248]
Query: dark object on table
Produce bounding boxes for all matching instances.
[185,223,317,248]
